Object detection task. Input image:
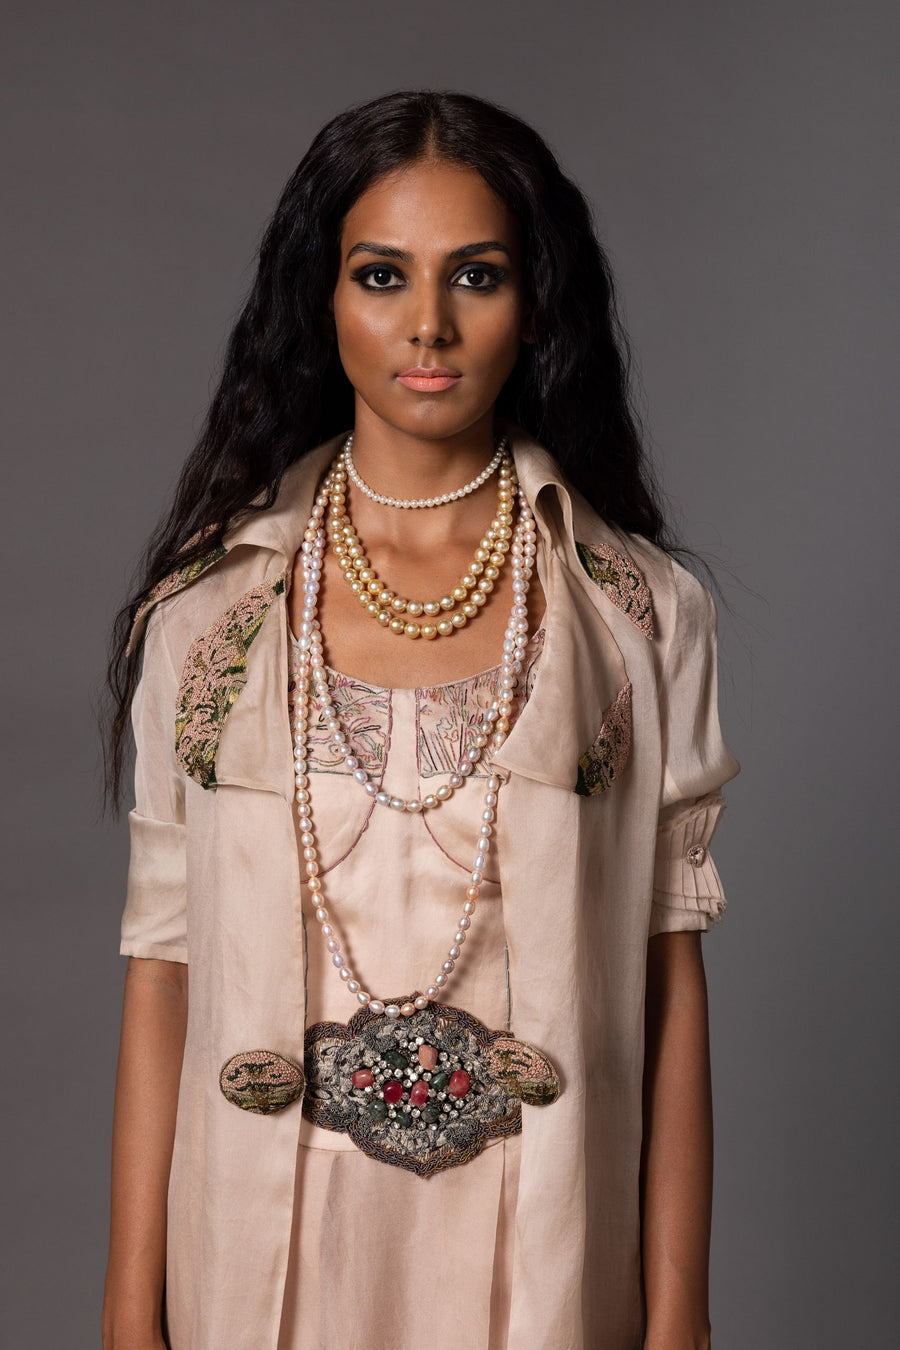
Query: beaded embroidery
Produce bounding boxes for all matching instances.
[126,536,228,657]
[575,541,654,639]
[219,1049,305,1114]
[575,680,633,796]
[300,997,560,1177]
[175,571,288,788]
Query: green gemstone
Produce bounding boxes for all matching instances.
[422,1104,441,1123]
[396,1110,412,1127]
[431,1071,450,1091]
[383,1050,409,1069]
[368,1100,388,1121]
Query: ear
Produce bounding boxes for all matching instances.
[520,310,537,344]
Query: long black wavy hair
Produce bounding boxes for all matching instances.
[101,87,700,816]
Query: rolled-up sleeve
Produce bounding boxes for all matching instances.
[119,603,188,962]
[650,563,740,937]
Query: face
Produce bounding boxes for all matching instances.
[330,157,534,440]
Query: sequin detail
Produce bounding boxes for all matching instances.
[219,1049,305,1114]
[575,541,654,638]
[175,572,287,788]
[126,534,228,656]
[575,680,633,796]
[301,998,560,1177]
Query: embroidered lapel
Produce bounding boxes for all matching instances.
[574,541,654,639]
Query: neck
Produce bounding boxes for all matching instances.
[348,405,501,504]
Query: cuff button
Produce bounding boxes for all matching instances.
[686,844,707,867]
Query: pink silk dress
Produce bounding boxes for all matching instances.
[277,614,545,1350]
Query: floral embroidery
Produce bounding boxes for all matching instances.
[300,997,560,1177]
[219,1048,305,1115]
[126,535,227,656]
[289,662,390,778]
[575,680,632,796]
[175,572,287,788]
[417,628,545,778]
[575,541,653,639]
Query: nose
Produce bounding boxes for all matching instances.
[406,276,455,347]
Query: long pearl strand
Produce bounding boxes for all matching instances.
[290,461,537,1018]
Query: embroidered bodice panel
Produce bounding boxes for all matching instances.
[287,617,545,1062]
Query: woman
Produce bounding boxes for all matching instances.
[102,89,740,1350]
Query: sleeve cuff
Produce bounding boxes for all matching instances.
[650,791,729,935]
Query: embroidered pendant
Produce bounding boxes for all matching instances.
[301,996,560,1177]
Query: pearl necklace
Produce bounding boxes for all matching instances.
[290,458,537,1018]
[328,453,517,640]
[343,430,507,509]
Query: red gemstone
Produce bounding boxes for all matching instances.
[352,1068,374,1089]
[448,1070,471,1098]
[409,1080,429,1106]
[383,1079,404,1104]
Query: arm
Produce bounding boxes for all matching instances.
[640,930,714,1350]
[103,957,188,1349]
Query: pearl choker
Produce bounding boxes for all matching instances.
[290,451,538,1018]
[343,430,507,509]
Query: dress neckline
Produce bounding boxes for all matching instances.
[287,614,545,694]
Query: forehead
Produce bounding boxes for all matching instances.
[341,160,517,248]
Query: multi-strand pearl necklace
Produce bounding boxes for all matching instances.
[329,447,517,640]
[290,455,537,1018]
[343,430,507,509]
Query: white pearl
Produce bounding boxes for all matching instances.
[435,973,447,987]
[368,1000,385,1015]
[332,953,344,968]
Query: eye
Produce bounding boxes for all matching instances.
[454,264,507,290]
[353,265,404,290]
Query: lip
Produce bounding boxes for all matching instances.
[396,366,463,393]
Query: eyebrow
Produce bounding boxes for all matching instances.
[346,239,512,263]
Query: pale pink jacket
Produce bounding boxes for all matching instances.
[119,417,741,1350]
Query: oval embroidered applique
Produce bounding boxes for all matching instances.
[300,998,561,1177]
[219,1048,305,1114]
[575,680,633,796]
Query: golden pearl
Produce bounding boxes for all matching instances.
[406,601,424,617]
[437,619,454,636]
[424,600,441,616]
[489,552,505,568]
[461,575,476,589]
[379,590,394,606]
[451,585,468,602]
[484,565,499,580]
[451,612,467,628]
[462,601,478,619]
[391,596,408,613]
[404,623,421,639]
[358,567,374,583]
[470,561,484,576]
[440,596,455,610]
[421,625,438,640]
[367,579,382,594]
[474,548,490,563]
[389,617,406,634]
[377,610,391,626]
[471,591,487,606]
[349,580,363,594]
[366,601,380,616]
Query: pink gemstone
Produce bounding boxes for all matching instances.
[448,1070,471,1098]
[352,1068,374,1089]
[409,1080,429,1106]
[418,1044,439,1070]
[383,1080,404,1104]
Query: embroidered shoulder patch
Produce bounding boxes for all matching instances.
[575,680,632,796]
[175,571,287,789]
[126,537,228,657]
[575,540,653,638]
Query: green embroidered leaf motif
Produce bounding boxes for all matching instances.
[574,681,632,797]
[175,573,287,789]
[575,540,653,638]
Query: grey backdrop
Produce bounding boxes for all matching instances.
[4,3,897,1346]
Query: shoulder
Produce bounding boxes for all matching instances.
[127,537,286,668]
